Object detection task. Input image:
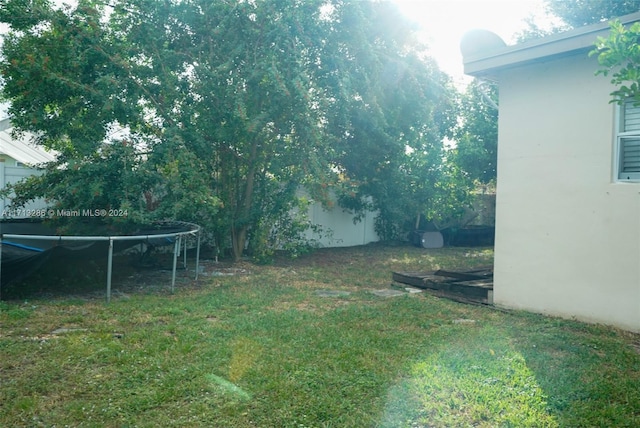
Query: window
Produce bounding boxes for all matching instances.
[617,99,640,181]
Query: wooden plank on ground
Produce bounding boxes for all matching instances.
[391,267,494,305]
[433,268,493,281]
[392,271,433,287]
[423,275,459,288]
[455,279,493,289]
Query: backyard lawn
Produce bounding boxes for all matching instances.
[1,244,639,427]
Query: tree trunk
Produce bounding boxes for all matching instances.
[230,139,259,262]
[231,224,248,262]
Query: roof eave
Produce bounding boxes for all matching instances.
[0,118,57,165]
[463,11,640,78]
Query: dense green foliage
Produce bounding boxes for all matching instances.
[0,0,465,259]
[452,80,498,185]
[592,20,640,104]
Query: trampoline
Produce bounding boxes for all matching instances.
[0,220,201,302]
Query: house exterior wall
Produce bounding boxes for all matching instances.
[0,154,20,166]
[0,156,49,217]
[495,52,640,332]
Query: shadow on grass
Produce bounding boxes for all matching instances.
[1,252,191,300]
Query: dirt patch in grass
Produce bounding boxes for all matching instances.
[266,296,355,315]
[624,331,640,355]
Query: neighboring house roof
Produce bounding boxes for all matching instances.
[461,11,640,79]
[0,117,57,165]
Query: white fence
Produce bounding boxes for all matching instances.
[302,191,380,247]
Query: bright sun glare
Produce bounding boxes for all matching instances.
[393,0,553,83]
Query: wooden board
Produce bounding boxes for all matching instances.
[433,268,493,281]
[392,267,494,305]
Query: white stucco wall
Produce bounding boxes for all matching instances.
[304,197,379,247]
[495,52,640,332]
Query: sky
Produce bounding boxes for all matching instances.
[393,0,555,84]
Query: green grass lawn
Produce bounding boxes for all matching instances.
[1,244,639,427]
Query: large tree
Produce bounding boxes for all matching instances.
[318,2,465,239]
[452,80,498,185]
[0,0,462,259]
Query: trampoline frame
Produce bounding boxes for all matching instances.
[0,221,201,302]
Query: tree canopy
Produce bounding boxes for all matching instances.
[0,0,464,260]
[591,19,640,104]
[452,80,498,185]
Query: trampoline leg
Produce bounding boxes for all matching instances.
[183,233,187,268]
[195,232,201,281]
[0,236,3,301]
[171,236,180,293]
[107,238,114,303]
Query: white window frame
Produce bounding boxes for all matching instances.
[616,99,640,181]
